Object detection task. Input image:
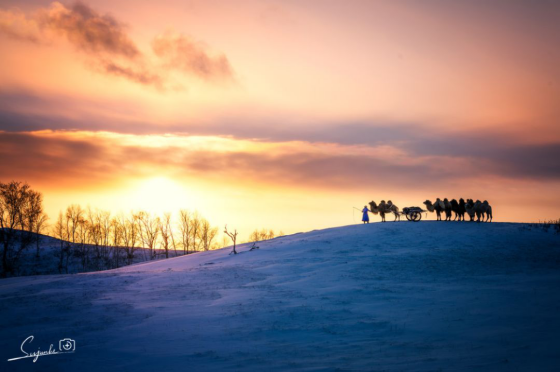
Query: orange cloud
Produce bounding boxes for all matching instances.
[0,7,42,42]
[0,1,234,88]
[152,31,234,81]
[40,1,140,58]
[3,129,554,194]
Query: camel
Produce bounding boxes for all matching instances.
[465,199,475,221]
[443,198,452,221]
[473,200,492,222]
[450,199,460,221]
[386,200,401,222]
[423,199,445,221]
[485,200,493,222]
[458,198,466,221]
[480,200,493,222]
[369,200,400,222]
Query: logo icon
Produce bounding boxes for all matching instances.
[59,338,75,352]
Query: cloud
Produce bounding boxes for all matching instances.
[152,32,234,81]
[1,130,559,200]
[1,90,558,183]
[0,130,443,190]
[0,2,234,88]
[40,1,140,58]
[0,8,42,42]
[99,60,164,88]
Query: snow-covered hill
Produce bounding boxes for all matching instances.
[1,222,560,371]
[2,231,172,277]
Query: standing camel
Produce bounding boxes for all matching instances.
[473,200,486,222]
[423,199,445,221]
[369,200,400,222]
[443,198,452,221]
[465,199,475,221]
[458,198,466,221]
[480,200,493,222]
[450,199,460,221]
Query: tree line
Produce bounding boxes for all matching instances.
[1,181,282,277]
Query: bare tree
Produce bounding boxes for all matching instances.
[110,217,123,268]
[224,225,238,255]
[0,181,46,276]
[65,204,84,244]
[249,228,278,242]
[21,189,48,258]
[120,212,139,265]
[74,214,91,271]
[33,213,49,258]
[53,211,71,274]
[86,207,103,270]
[2,180,243,276]
[199,218,218,251]
[178,209,193,255]
[98,210,112,265]
[159,212,176,259]
[138,211,160,259]
[189,211,202,253]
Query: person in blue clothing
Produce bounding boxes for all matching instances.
[362,206,370,224]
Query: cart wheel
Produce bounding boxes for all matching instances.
[405,213,412,221]
[411,212,421,222]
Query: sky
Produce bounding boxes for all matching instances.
[1,0,559,237]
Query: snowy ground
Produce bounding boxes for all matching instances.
[1,222,560,371]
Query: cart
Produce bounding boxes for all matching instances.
[402,207,425,222]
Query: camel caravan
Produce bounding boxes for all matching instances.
[362,199,493,223]
[423,198,493,222]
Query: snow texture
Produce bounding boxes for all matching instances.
[1,222,560,371]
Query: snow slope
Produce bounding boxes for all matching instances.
[1,222,560,371]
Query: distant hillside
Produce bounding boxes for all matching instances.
[0,229,177,277]
[1,222,559,371]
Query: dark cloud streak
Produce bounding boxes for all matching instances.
[0,1,234,87]
[152,32,234,81]
[41,1,140,58]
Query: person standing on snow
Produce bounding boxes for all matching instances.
[362,206,370,224]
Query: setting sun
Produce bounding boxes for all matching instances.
[129,177,192,215]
